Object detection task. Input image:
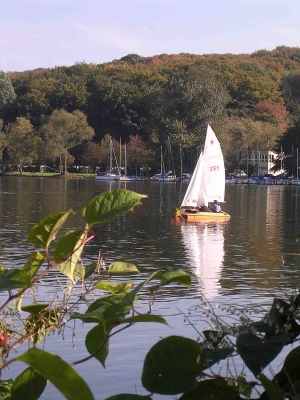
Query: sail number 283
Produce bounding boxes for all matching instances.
[210,165,219,171]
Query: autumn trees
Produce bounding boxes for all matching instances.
[2,47,300,175]
[2,109,94,174]
[39,109,94,173]
[6,117,41,174]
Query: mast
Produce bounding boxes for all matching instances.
[297,147,299,180]
[109,139,113,174]
[120,138,122,175]
[125,143,127,176]
[180,144,183,178]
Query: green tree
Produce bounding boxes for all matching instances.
[40,109,94,173]
[0,71,16,108]
[146,65,229,149]
[6,117,41,174]
[0,119,7,171]
[281,71,300,118]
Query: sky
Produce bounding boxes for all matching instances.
[1,0,300,72]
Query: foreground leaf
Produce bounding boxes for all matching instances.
[148,270,191,293]
[56,230,86,279]
[105,395,152,400]
[82,189,147,227]
[0,268,32,291]
[259,374,284,400]
[85,324,109,367]
[142,335,202,395]
[11,367,47,400]
[262,346,300,398]
[236,332,287,377]
[201,347,234,370]
[21,304,48,314]
[108,262,140,274]
[117,315,167,325]
[0,379,13,399]
[179,378,241,400]
[29,211,74,249]
[17,348,94,400]
[94,281,134,294]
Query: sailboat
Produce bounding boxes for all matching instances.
[95,139,120,181]
[119,142,143,181]
[179,124,230,221]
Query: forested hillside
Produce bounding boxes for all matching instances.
[1,45,300,176]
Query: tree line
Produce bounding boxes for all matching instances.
[1,45,300,175]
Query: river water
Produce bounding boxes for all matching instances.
[1,177,300,399]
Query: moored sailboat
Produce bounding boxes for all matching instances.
[178,125,230,221]
[95,140,120,181]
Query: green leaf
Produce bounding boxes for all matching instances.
[54,229,85,262]
[142,335,202,395]
[84,263,97,280]
[15,291,24,313]
[29,210,75,249]
[148,270,191,293]
[0,269,31,291]
[85,324,110,367]
[121,270,162,308]
[71,308,106,324]
[0,252,45,292]
[236,332,287,377]
[107,262,140,274]
[21,252,44,279]
[73,294,132,323]
[94,281,134,294]
[0,379,13,399]
[201,347,234,370]
[11,367,47,400]
[56,230,86,280]
[21,304,48,314]
[160,270,191,286]
[105,395,152,400]
[82,189,147,227]
[267,346,300,395]
[179,378,242,400]
[259,374,284,400]
[74,264,86,280]
[17,348,94,400]
[117,315,167,325]
[87,295,125,314]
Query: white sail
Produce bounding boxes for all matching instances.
[202,125,225,203]
[181,222,224,299]
[180,125,225,208]
[181,152,206,207]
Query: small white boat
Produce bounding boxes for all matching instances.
[119,175,143,181]
[95,140,120,181]
[178,124,230,221]
[156,172,178,182]
[179,173,191,182]
[95,172,120,181]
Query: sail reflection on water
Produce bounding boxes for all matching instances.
[180,222,225,299]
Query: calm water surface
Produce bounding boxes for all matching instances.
[1,177,300,399]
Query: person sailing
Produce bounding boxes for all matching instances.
[210,200,221,213]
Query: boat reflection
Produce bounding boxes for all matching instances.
[180,221,226,299]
